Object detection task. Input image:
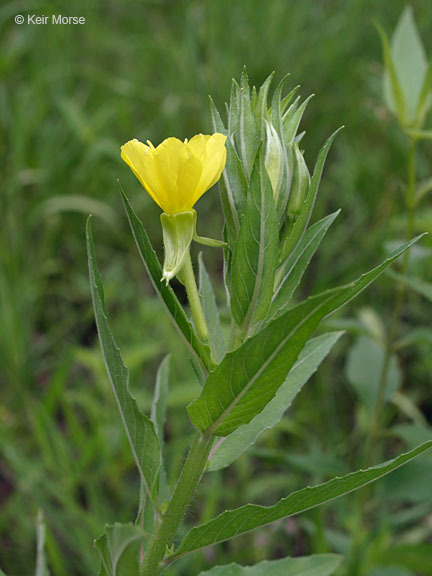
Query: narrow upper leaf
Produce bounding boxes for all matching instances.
[197,554,343,576]
[151,356,170,443]
[151,355,170,503]
[198,253,226,362]
[173,441,432,558]
[280,128,342,263]
[236,72,260,178]
[230,148,279,333]
[208,332,343,471]
[120,187,214,372]
[271,211,340,321]
[188,236,422,437]
[87,218,161,506]
[254,72,274,136]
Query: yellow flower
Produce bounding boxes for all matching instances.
[121,133,227,214]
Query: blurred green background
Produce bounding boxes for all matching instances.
[1,0,432,574]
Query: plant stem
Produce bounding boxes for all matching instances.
[141,433,212,576]
[364,137,417,466]
[179,251,210,343]
[346,138,417,576]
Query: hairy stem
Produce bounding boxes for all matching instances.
[141,433,212,576]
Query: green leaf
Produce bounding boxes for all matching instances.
[87,217,161,507]
[388,270,432,302]
[209,96,247,248]
[120,186,214,372]
[95,524,144,576]
[198,253,226,362]
[36,510,50,576]
[219,137,248,249]
[230,147,279,334]
[345,335,401,410]
[151,356,170,443]
[172,441,432,558]
[188,236,421,437]
[271,74,290,136]
[271,211,340,320]
[197,554,343,576]
[283,94,314,145]
[236,68,260,178]
[254,71,274,136]
[416,57,432,126]
[207,332,343,471]
[377,22,407,126]
[385,6,428,126]
[151,355,170,503]
[280,128,342,262]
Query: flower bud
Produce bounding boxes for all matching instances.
[160,210,196,284]
[287,144,310,220]
[264,120,284,200]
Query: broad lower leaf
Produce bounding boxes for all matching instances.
[230,147,279,333]
[208,332,343,471]
[198,253,226,362]
[120,186,214,372]
[87,218,161,505]
[197,554,342,576]
[95,524,144,576]
[188,237,421,437]
[271,211,340,320]
[384,6,428,126]
[173,441,432,558]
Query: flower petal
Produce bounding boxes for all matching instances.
[190,133,227,205]
[121,133,227,213]
[154,138,202,213]
[121,139,165,209]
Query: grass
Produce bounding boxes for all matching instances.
[1,0,432,574]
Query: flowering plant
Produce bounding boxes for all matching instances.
[86,70,431,576]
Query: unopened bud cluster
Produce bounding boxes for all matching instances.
[210,69,315,264]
